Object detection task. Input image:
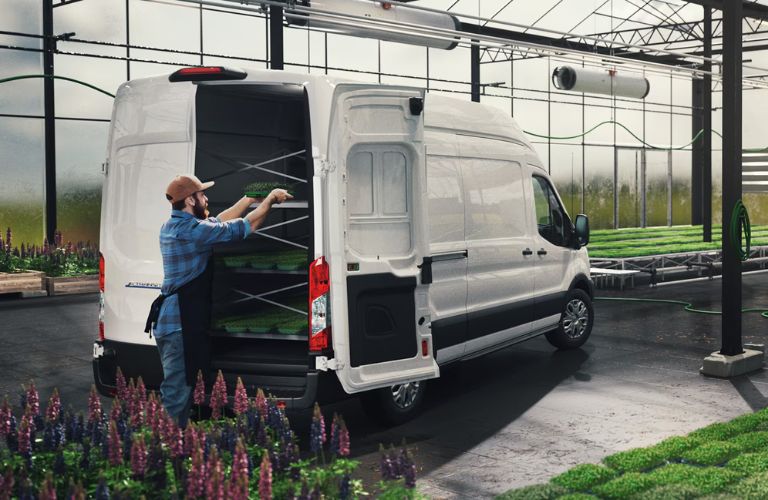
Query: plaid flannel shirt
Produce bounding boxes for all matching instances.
[153,209,251,337]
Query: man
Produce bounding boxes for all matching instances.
[149,174,291,426]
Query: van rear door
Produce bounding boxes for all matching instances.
[327,85,439,393]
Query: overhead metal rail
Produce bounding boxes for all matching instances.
[175,0,768,89]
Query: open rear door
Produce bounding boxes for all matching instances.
[327,85,439,393]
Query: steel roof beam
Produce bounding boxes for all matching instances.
[682,0,768,22]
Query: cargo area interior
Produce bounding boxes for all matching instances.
[194,83,312,399]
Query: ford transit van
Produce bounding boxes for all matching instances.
[93,67,593,424]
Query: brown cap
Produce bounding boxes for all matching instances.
[166,174,214,203]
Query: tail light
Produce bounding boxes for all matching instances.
[169,66,247,82]
[309,256,330,352]
[99,253,105,342]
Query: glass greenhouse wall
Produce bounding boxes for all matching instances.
[1,0,767,244]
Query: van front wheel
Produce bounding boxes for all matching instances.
[545,289,594,349]
[360,381,426,426]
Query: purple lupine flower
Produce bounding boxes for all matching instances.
[115,367,128,402]
[183,422,197,457]
[259,451,273,500]
[379,445,397,481]
[339,474,351,500]
[17,412,31,457]
[109,398,122,426]
[169,424,183,459]
[399,447,417,488]
[53,422,65,448]
[338,416,350,457]
[108,419,122,466]
[146,392,160,431]
[229,439,249,500]
[88,385,102,425]
[95,475,109,500]
[0,397,11,437]
[130,434,147,479]
[42,421,54,450]
[330,413,339,455]
[233,377,248,416]
[310,403,326,453]
[186,444,206,498]
[5,228,11,252]
[45,388,61,423]
[205,446,225,500]
[136,377,147,409]
[193,370,206,406]
[256,416,268,447]
[54,230,62,248]
[25,382,39,417]
[209,370,227,420]
[0,466,15,499]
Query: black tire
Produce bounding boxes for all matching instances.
[360,380,426,426]
[545,288,594,350]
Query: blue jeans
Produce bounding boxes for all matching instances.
[155,330,193,427]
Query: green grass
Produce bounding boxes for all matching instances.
[587,224,768,259]
[497,408,768,500]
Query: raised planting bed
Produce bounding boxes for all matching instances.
[45,273,99,296]
[498,407,768,499]
[0,270,45,295]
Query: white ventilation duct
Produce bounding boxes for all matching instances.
[552,66,650,99]
[285,0,460,50]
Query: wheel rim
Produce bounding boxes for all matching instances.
[390,382,420,409]
[562,298,589,339]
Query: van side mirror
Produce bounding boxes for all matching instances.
[574,214,590,248]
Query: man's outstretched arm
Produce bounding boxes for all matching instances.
[217,196,253,222]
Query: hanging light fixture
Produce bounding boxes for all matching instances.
[552,65,651,99]
[284,0,460,50]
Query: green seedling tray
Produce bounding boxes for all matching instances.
[244,181,293,199]
[215,297,307,336]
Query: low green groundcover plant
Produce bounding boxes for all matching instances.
[497,407,768,499]
[0,227,98,277]
[0,369,421,499]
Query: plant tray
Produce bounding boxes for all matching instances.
[217,249,307,271]
[214,298,308,336]
[243,182,293,199]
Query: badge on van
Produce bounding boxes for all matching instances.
[126,282,161,290]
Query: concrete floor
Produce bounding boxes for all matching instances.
[1,273,767,498]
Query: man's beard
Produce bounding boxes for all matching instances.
[193,202,209,219]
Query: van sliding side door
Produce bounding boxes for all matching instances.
[327,85,439,394]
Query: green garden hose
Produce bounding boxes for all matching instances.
[594,297,768,319]
[730,200,751,262]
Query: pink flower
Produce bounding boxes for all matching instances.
[338,416,350,457]
[233,377,248,416]
[108,419,122,466]
[183,422,197,457]
[0,397,12,437]
[229,439,249,500]
[193,370,206,406]
[115,367,128,401]
[259,451,272,500]
[169,425,183,459]
[254,388,268,417]
[88,385,102,425]
[45,388,61,423]
[17,412,31,456]
[25,382,39,417]
[210,370,227,420]
[145,393,159,430]
[205,447,225,500]
[186,446,206,499]
[109,398,122,424]
[38,472,56,500]
[136,377,147,408]
[130,434,147,478]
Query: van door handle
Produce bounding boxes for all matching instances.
[522,248,533,256]
[537,249,548,256]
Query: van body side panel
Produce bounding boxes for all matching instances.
[422,135,468,363]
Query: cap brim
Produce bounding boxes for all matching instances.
[201,181,215,190]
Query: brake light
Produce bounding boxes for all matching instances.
[309,256,330,352]
[168,66,247,82]
[99,253,105,341]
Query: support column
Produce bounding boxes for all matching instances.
[471,42,480,102]
[270,5,284,70]
[43,0,57,244]
[691,78,703,225]
[702,7,713,243]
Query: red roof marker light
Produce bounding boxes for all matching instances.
[169,66,247,82]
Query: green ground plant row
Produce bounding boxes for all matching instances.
[590,226,768,244]
[498,408,768,500]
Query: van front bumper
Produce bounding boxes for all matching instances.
[92,339,330,410]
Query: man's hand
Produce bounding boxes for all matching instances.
[267,188,293,205]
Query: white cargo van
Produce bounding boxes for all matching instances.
[93,67,593,424]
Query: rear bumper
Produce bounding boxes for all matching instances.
[92,339,332,410]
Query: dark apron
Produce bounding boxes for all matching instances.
[177,258,214,387]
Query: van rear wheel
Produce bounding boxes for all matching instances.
[360,381,426,426]
[545,289,593,349]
